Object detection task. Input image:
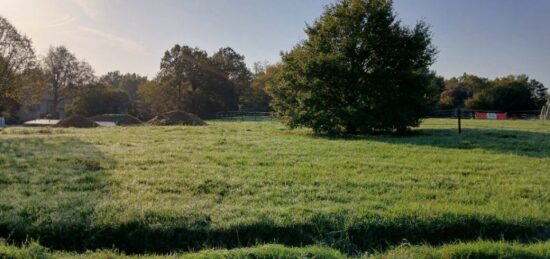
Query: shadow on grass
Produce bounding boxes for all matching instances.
[0,136,113,250]
[1,131,549,255]
[316,128,550,158]
[382,128,550,158]
[61,212,549,255]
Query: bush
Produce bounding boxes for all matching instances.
[269,0,437,135]
[66,85,130,117]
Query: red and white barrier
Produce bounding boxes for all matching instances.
[475,112,507,120]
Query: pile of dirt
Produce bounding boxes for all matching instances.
[56,115,99,128]
[147,111,207,126]
[89,114,143,126]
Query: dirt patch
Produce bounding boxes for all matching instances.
[56,115,99,128]
[147,111,207,126]
[89,114,143,126]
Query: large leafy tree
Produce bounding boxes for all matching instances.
[211,47,252,110]
[0,16,41,117]
[159,45,207,112]
[269,0,437,134]
[157,44,239,118]
[42,46,95,118]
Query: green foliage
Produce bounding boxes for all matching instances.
[65,85,130,117]
[439,74,490,109]
[99,71,148,115]
[439,74,547,111]
[155,44,240,118]
[137,80,178,118]
[0,16,41,119]
[1,119,550,255]
[465,75,547,111]
[243,62,279,112]
[42,46,95,118]
[270,0,437,134]
[0,240,52,259]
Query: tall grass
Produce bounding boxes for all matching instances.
[370,240,550,259]
[1,240,549,258]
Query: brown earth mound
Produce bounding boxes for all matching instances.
[56,115,99,128]
[89,114,143,126]
[147,111,207,126]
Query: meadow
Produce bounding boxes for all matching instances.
[0,119,549,257]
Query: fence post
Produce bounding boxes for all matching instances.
[457,108,462,134]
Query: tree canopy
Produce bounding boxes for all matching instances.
[0,15,40,116]
[99,71,147,115]
[42,46,95,118]
[437,73,547,112]
[65,84,130,117]
[269,0,437,134]
[141,44,252,118]
[465,75,547,112]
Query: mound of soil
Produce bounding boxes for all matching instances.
[147,111,207,126]
[89,114,143,126]
[56,115,99,128]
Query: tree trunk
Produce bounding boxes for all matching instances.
[52,83,59,119]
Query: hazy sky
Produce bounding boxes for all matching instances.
[1,0,549,85]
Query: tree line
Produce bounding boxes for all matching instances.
[1,0,548,134]
[437,73,547,112]
[0,15,273,121]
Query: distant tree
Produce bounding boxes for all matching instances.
[439,74,490,109]
[245,62,279,112]
[42,46,95,118]
[428,72,445,109]
[466,75,545,111]
[100,71,147,100]
[99,71,147,114]
[157,44,238,118]
[0,16,41,117]
[159,45,208,112]
[211,47,251,85]
[529,79,547,108]
[138,80,179,118]
[269,0,437,134]
[211,47,253,110]
[65,84,130,117]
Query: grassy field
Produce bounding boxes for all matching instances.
[1,119,549,257]
[2,240,550,258]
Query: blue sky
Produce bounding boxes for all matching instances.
[1,0,549,86]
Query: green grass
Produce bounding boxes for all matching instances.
[0,241,344,258]
[0,119,549,255]
[370,240,550,259]
[2,240,549,258]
